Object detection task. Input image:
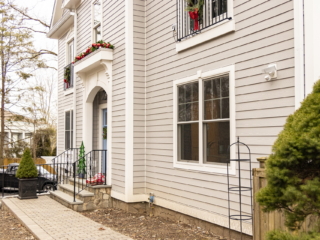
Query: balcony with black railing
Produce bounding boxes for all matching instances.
[176,0,232,42]
[64,63,74,90]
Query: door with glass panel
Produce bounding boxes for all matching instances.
[101,109,107,174]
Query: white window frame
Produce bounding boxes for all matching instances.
[64,109,73,150]
[173,65,236,174]
[64,37,75,95]
[176,0,235,52]
[91,0,103,42]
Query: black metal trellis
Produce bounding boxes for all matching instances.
[227,137,252,240]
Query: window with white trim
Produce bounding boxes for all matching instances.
[93,0,102,42]
[65,110,73,149]
[67,40,74,64]
[174,67,235,173]
[178,76,229,163]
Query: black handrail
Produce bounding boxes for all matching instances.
[176,0,231,42]
[51,148,80,186]
[72,150,107,202]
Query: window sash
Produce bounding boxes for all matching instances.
[65,110,73,150]
[177,75,230,164]
[68,41,74,64]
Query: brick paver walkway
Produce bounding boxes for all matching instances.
[2,196,133,240]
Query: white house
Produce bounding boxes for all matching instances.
[47,0,320,237]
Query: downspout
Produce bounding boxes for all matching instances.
[73,9,77,148]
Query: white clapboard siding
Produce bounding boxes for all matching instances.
[143,0,295,222]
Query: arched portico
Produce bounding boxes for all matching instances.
[73,48,113,185]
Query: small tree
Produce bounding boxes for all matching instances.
[77,142,86,176]
[15,148,38,178]
[257,80,320,232]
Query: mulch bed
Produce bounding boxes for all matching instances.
[0,207,34,240]
[82,208,231,240]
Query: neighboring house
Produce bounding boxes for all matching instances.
[0,110,33,154]
[47,0,320,236]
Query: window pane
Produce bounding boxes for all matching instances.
[179,123,199,161]
[93,0,101,25]
[221,76,229,97]
[178,104,186,122]
[203,75,229,120]
[95,25,101,41]
[65,131,70,149]
[178,82,199,122]
[222,98,229,118]
[68,41,74,63]
[65,112,70,130]
[191,102,198,121]
[71,110,73,131]
[71,131,73,148]
[204,121,230,163]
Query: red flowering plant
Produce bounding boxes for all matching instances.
[73,40,114,64]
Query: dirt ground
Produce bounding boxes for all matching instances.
[82,208,232,240]
[0,208,34,240]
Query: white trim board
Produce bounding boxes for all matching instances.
[124,0,134,201]
[173,65,236,175]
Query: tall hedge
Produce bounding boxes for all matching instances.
[256,80,320,230]
[16,148,38,178]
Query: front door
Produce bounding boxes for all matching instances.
[102,108,107,174]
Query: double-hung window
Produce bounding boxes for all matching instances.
[64,40,74,90]
[174,66,235,173]
[93,0,102,42]
[65,110,73,149]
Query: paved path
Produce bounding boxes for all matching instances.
[2,196,133,240]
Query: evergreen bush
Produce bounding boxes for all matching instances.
[266,230,320,240]
[256,80,320,230]
[16,148,38,178]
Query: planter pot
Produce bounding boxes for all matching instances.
[18,178,38,200]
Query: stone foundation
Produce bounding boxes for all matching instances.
[110,198,252,240]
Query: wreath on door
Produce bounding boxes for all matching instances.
[103,126,107,139]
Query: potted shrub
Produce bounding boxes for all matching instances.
[16,148,38,199]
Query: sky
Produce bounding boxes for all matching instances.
[11,0,58,119]
[17,0,57,68]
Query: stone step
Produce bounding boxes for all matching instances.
[50,190,84,212]
[59,184,94,197]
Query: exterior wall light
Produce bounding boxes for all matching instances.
[262,64,277,81]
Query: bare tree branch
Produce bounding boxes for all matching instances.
[9,4,50,28]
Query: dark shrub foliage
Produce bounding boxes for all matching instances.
[16,148,38,178]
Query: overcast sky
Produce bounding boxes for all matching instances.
[17,0,57,68]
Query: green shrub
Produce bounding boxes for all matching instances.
[16,148,38,178]
[267,230,320,240]
[256,80,320,229]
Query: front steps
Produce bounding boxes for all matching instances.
[50,178,112,212]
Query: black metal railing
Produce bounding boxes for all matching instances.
[64,63,74,90]
[72,150,107,202]
[176,0,231,41]
[1,163,60,198]
[51,148,80,185]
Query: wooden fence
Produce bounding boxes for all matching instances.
[3,158,56,174]
[253,157,317,240]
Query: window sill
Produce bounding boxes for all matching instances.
[176,19,235,53]
[174,161,236,175]
[64,88,74,96]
